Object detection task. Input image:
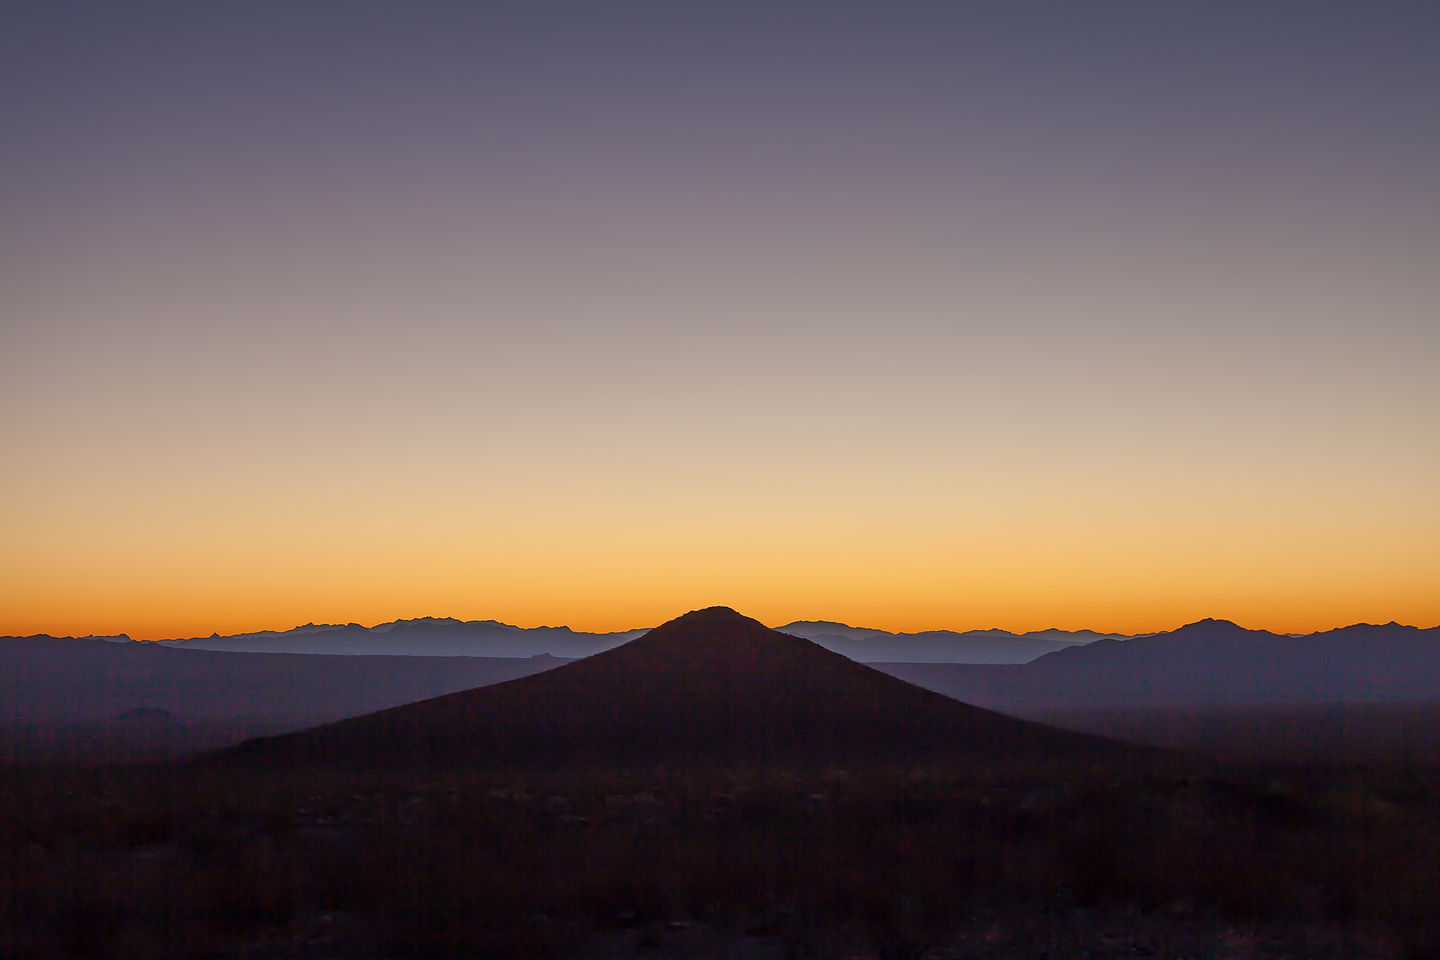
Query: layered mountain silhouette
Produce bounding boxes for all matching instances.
[157,617,645,658]
[154,617,1095,662]
[777,620,1115,663]
[877,619,1440,712]
[0,633,560,727]
[225,607,1114,770]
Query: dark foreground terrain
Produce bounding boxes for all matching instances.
[3,752,1439,959]
[6,610,1439,958]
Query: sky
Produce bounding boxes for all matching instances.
[3,1,1437,640]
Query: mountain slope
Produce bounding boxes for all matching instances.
[874,619,1440,712]
[226,606,1117,770]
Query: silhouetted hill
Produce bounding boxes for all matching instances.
[226,607,1118,770]
[777,620,1113,663]
[874,619,1440,712]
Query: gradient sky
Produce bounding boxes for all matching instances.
[3,1,1437,639]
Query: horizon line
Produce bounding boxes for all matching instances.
[9,611,1439,644]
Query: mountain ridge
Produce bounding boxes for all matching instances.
[874,620,1440,712]
[9,615,1437,663]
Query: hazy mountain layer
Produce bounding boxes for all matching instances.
[156,617,646,658]
[0,634,562,729]
[876,619,1440,711]
[148,616,1116,662]
[8,615,1440,763]
[776,620,1120,663]
[12,616,1129,663]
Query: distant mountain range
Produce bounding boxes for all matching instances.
[0,632,571,725]
[876,618,1440,711]
[152,617,648,658]
[14,616,1124,663]
[5,614,1439,763]
[776,621,1123,663]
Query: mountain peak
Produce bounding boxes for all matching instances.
[668,605,758,628]
[1174,618,1250,634]
[628,606,779,650]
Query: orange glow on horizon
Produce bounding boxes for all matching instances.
[6,564,1437,642]
[4,0,1438,654]
[5,448,1435,641]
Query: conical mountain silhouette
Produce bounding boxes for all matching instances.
[226,606,1112,769]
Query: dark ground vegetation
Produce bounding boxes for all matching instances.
[4,752,1439,959]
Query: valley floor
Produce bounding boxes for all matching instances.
[4,755,1438,959]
